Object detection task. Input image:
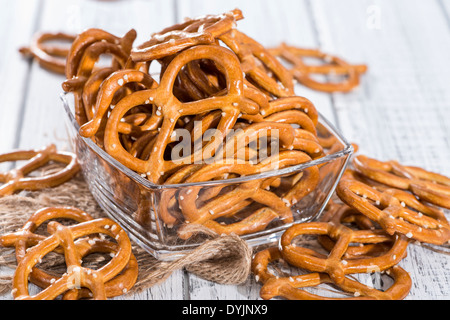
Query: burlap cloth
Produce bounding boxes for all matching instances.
[0,171,253,297]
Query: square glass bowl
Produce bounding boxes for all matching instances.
[61,92,353,260]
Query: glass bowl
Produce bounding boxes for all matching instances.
[61,92,353,260]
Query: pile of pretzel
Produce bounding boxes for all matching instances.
[252,153,450,300]
[18,9,361,239]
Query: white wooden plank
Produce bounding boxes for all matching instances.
[309,0,450,299]
[9,0,185,300]
[0,0,40,158]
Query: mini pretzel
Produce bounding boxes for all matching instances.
[336,177,450,245]
[79,69,158,138]
[130,9,244,62]
[0,207,138,300]
[219,30,294,97]
[353,155,450,209]
[6,209,135,300]
[0,144,79,196]
[269,43,367,93]
[319,202,396,258]
[104,45,258,183]
[19,31,75,74]
[279,221,409,284]
[252,247,411,300]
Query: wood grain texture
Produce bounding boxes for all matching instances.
[1,0,450,300]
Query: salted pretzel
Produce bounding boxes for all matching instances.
[103,45,259,183]
[131,9,244,62]
[219,29,294,98]
[4,208,135,300]
[319,202,397,258]
[269,43,367,93]
[0,144,79,196]
[336,176,450,245]
[279,221,409,285]
[19,31,75,74]
[353,155,450,209]
[176,150,319,239]
[63,28,137,125]
[252,247,411,300]
[0,207,138,300]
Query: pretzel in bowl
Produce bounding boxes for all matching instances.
[176,150,319,239]
[103,45,259,183]
[0,207,137,300]
[19,31,76,75]
[78,69,158,139]
[0,144,79,196]
[353,155,450,209]
[219,30,294,98]
[130,9,244,62]
[269,43,367,93]
[252,247,411,300]
[63,28,137,125]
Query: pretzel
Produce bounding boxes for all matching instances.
[0,207,138,300]
[130,9,244,62]
[63,28,137,125]
[19,31,75,74]
[0,144,79,196]
[3,207,136,300]
[219,30,294,98]
[353,155,450,209]
[319,202,397,258]
[79,69,158,138]
[269,43,367,93]
[252,247,411,300]
[103,45,258,183]
[336,176,450,245]
[176,150,319,238]
[279,221,409,284]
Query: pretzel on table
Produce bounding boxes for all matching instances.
[353,155,450,210]
[279,221,409,285]
[252,247,411,300]
[336,175,450,245]
[269,43,367,93]
[131,9,244,62]
[0,144,79,196]
[1,207,137,300]
[19,31,76,75]
[0,207,138,300]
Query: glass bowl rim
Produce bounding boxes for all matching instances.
[61,92,353,189]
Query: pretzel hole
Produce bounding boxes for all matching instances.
[173,58,227,103]
[38,38,73,56]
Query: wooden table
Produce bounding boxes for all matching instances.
[1,0,450,300]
